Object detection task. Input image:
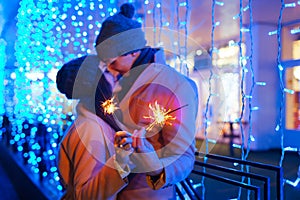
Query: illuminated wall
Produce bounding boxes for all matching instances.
[0,0,300,198]
[2,0,121,196]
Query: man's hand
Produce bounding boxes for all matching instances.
[131,128,164,176]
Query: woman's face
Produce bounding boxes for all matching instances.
[106,51,140,75]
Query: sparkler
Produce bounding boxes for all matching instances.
[143,101,188,131]
[101,97,188,132]
[101,96,119,114]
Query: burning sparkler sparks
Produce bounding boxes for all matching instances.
[101,98,188,132]
[102,96,119,114]
[143,101,188,131]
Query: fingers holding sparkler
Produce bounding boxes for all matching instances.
[114,131,134,170]
[132,127,155,153]
[114,131,133,151]
[132,128,144,152]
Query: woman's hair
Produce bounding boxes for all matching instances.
[56,55,121,131]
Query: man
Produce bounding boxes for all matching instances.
[95,3,198,199]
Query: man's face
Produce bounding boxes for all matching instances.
[106,52,140,75]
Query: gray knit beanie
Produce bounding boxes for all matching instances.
[94,3,147,61]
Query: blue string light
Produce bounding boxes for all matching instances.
[158,0,163,45]
[176,0,181,71]
[238,0,246,161]
[183,0,189,76]
[4,0,117,197]
[237,0,251,198]
[0,39,6,117]
[153,0,157,45]
[201,0,217,198]
[265,0,300,192]
[175,0,189,76]
[276,0,285,168]
[245,0,255,151]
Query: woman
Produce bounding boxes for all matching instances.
[56,55,134,200]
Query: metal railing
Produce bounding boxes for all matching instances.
[176,153,283,200]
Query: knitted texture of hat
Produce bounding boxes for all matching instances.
[94,3,146,61]
[95,3,140,45]
[56,55,102,99]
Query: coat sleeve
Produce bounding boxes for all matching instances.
[161,77,198,186]
[155,78,197,188]
[58,121,128,200]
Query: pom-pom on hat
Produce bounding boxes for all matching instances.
[95,3,147,62]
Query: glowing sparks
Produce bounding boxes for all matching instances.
[101,98,188,132]
[143,101,188,131]
[102,97,119,114]
[144,101,176,131]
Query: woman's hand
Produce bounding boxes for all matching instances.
[114,131,134,168]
